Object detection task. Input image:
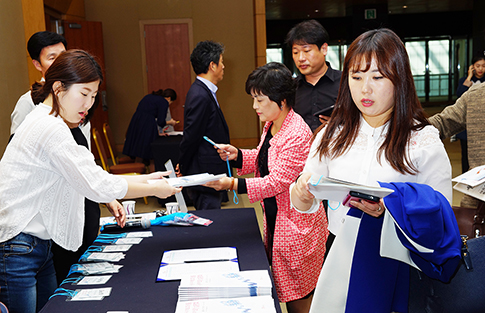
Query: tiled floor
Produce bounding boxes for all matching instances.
[100,105,463,312]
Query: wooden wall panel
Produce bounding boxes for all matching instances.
[142,21,193,131]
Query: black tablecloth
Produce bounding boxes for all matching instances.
[151,135,183,172]
[39,208,281,313]
[151,135,190,206]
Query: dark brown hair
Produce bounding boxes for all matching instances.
[316,28,429,174]
[31,49,103,120]
[245,62,296,109]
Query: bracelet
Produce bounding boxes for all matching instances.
[228,177,235,191]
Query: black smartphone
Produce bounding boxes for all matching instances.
[343,191,380,207]
[313,105,335,117]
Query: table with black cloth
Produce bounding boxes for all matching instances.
[39,208,282,313]
[151,135,189,206]
[151,135,183,172]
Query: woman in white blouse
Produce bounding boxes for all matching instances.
[290,29,452,312]
[0,50,180,313]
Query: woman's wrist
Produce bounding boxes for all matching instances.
[228,177,235,191]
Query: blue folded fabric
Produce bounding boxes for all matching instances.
[379,182,462,282]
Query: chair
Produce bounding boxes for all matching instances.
[93,128,148,204]
[102,122,133,165]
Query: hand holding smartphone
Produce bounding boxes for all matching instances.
[342,191,380,207]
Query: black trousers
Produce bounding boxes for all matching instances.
[51,200,100,285]
[186,188,224,210]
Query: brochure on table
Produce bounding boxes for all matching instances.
[176,270,275,313]
[175,295,277,313]
[178,270,272,301]
[157,247,239,281]
[307,176,394,202]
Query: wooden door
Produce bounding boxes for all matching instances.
[62,20,108,152]
[142,21,193,131]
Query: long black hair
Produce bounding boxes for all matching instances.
[316,28,429,174]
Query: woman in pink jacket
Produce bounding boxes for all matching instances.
[205,62,328,313]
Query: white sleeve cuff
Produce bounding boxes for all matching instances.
[289,182,320,214]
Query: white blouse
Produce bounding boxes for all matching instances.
[0,104,128,251]
[294,117,452,236]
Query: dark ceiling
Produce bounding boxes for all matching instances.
[265,0,474,20]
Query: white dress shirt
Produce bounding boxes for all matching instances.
[197,76,220,107]
[0,104,128,251]
[292,117,452,236]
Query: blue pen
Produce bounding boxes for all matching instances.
[203,136,225,151]
[203,136,239,204]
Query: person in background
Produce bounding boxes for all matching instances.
[285,19,342,132]
[159,88,180,134]
[123,89,178,167]
[177,41,230,210]
[457,52,485,97]
[205,63,326,313]
[290,29,460,312]
[429,81,485,209]
[9,32,91,140]
[0,50,180,313]
[452,52,485,173]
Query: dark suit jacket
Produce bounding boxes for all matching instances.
[179,78,230,182]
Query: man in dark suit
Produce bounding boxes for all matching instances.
[177,41,230,210]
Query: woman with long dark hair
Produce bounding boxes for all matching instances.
[291,29,460,312]
[0,50,180,313]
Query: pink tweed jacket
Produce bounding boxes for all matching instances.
[237,109,328,302]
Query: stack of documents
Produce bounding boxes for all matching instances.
[178,270,273,301]
[175,295,276,313]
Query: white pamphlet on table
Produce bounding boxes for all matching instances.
[157,247,239,281]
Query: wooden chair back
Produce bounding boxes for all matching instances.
[93,127,110,171]
[102,123,118,165]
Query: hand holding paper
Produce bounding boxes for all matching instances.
[290,172,315,212]
[148,173,227,187]
[204,176,234,191]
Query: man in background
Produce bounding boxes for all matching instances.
[285,19,342,132]
[10,31,68,136]
[178,41,230,210]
